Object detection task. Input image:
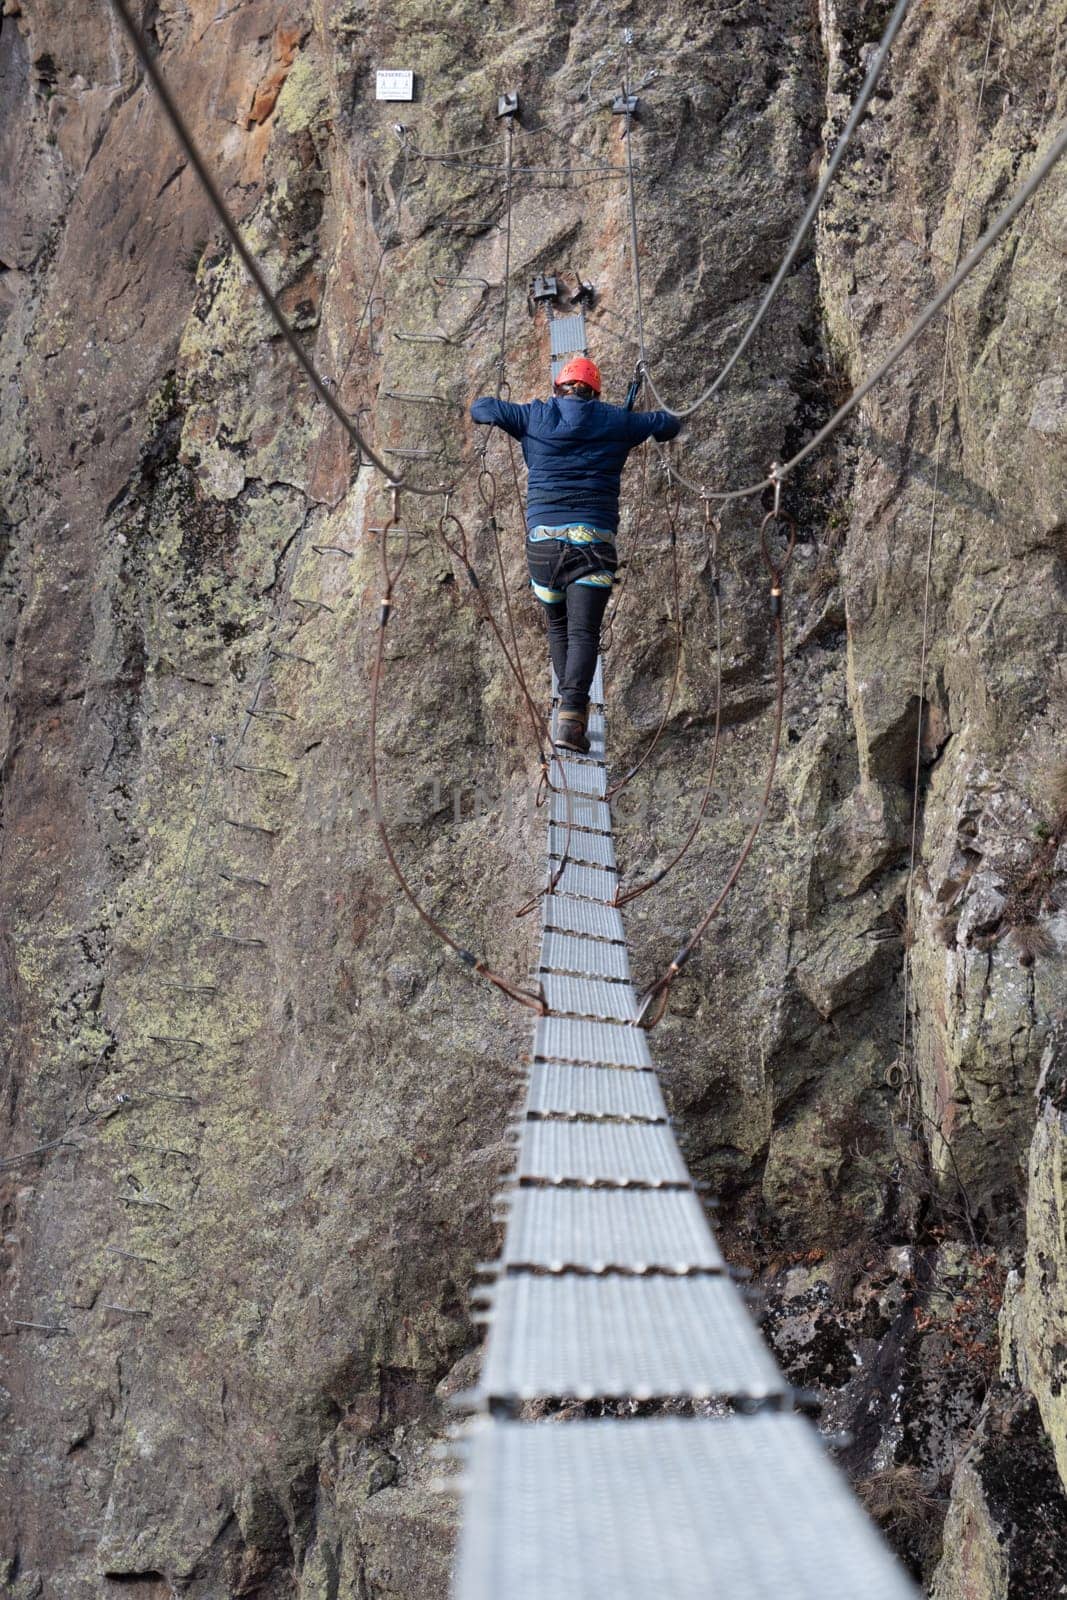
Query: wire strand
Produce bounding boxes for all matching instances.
[106,0,446,497]
[899,0,999,1109]
[661,119,1067,505]
[614,500,725,908]
[637,511,796,1026]
[641,0,915,418]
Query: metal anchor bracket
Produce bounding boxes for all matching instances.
[530,274,559,305]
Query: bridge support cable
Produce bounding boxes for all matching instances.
[368,495,546,1014]
[634,501,794,1026]
[653,118,1067,507]
[614,497,725,908]
[635,0,916,418]
[106,0,450,498]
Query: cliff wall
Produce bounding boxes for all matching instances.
[1,0,1065,1595]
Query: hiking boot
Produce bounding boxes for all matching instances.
[556,708,590,753]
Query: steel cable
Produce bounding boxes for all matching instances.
[898,0,1000,1117]
[600,446,650,655]
[605,485,684,802]
[614,498,725,908]
[106,0,449,497]
[637,506,796,1027]
[368,495,546,1013]
[639,0,915,418]
[656,121,1067,506]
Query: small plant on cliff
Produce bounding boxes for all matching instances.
[182,238,207,276]
[913,1248,1005,1384]
[856,1465,945,1575]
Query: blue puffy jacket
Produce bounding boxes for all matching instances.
[470,395,680,534]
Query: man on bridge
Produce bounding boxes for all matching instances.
[471,356,680,752]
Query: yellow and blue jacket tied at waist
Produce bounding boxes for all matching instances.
[528,523,616,603]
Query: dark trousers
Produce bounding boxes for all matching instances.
[526,538,616,712]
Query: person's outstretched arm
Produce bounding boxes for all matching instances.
[624,407,681,444]
[470,396,532,440]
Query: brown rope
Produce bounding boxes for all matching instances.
[636,493,796,1028]
[600,445,650,657]
[615,497,724,907]
[898,0,1000,1116]
[436,499,549,760]
[432,501,576,918]
[368,491,545,1014]
[605,484,684,802]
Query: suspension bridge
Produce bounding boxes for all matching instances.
[451,661,917,1597]
[10,0,1064,1591]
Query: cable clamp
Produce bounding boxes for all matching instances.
[769,461,784,519]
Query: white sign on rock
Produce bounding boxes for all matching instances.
[376,69,414,101]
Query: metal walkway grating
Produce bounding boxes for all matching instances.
[524,1062,668,1121]
[549,757,607,797]
[547,822,616,869]
[500,1187,725,1273]
[548,790,613,833]
[476,1273,786,1402]
[549,311,588,360]
[545,861,617,902]
[539,931,631,980]
[516,1118,688,1185]
[541,894,625,942]
[541,973,638,1022]
[455,1415,918,1600]
[534,1015,653,1068]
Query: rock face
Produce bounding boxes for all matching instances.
[0,1,1064,1596]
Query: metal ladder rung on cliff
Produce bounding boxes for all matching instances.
[452,661,918,1599]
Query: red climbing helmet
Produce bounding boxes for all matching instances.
[555,356,602,395]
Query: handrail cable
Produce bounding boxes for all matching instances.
[899,0,999,1115]
[621,85,648,369]
[637,499,796,1026]
[614,496,725,908]
[639,0,915,418]
[234,139,416,765]
[600,82,690,803]
[604,484,684,801]
[68,132,418,1138]
[368,492,546,1013]
[106,0,448,497]
[659,119,1067,505]
[485,119,581,896]
[482,118,555,768]
[599,445,651,655]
